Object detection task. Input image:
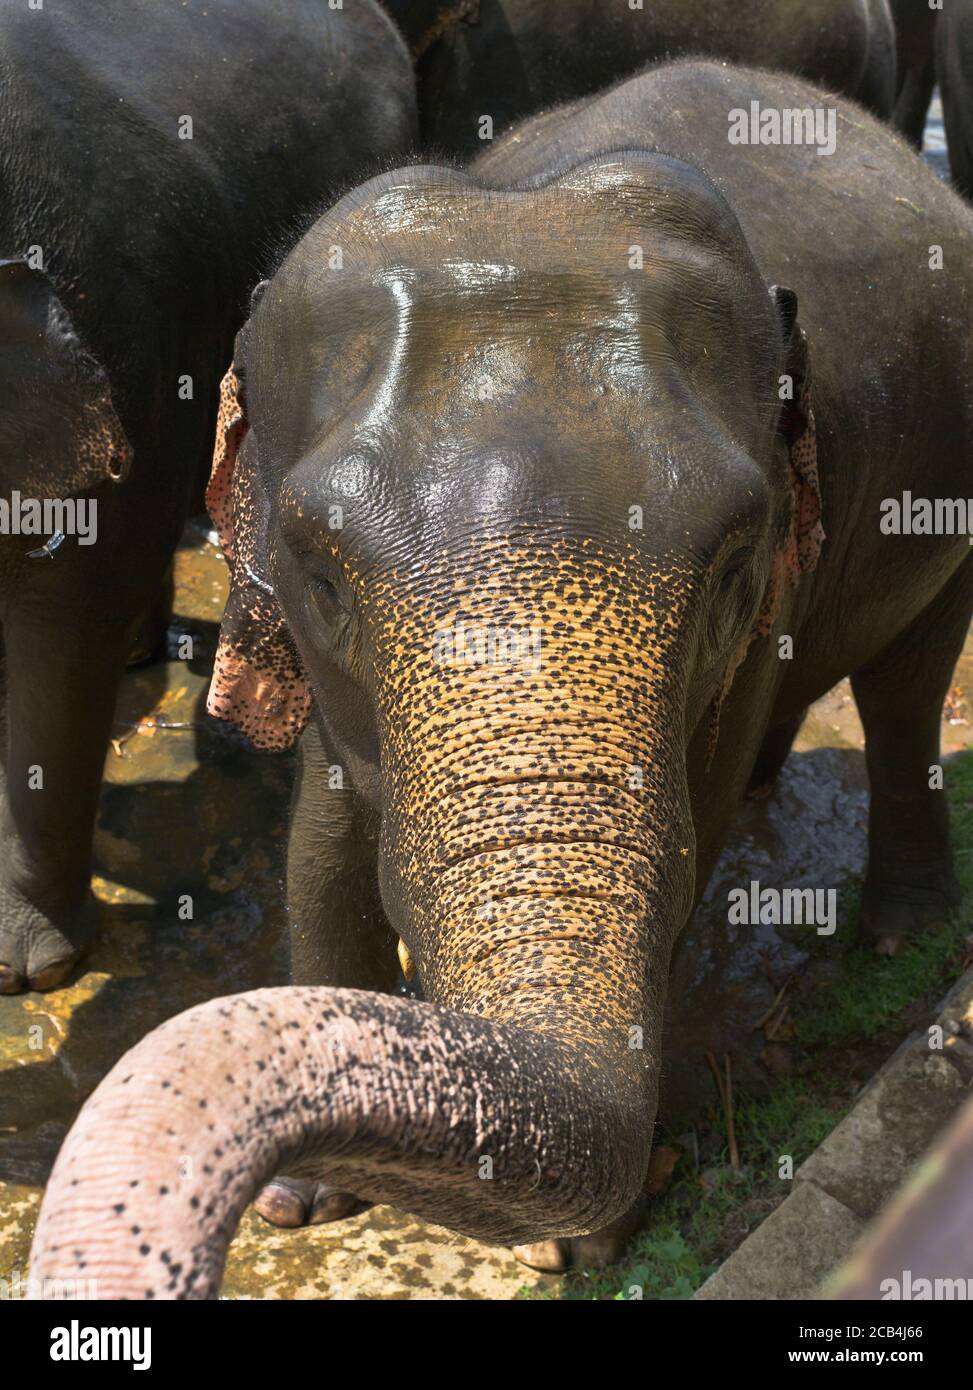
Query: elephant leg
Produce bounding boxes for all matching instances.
[126,559,175,667]
[893,58,935,151]
[746,707,807,799]
[0,606,129,993]
[937,8,973,199]
[852,555,973,956]
[254,717,397,1229]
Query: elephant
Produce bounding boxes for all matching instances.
[30,57,973,1296]
[890,0,973,198]
[0,0,416,993]
[381,0,896,154]
[888,0,939,148]
[936,0,973,198]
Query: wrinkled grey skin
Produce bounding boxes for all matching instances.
[383,0,896,154]
[0,0,416,993]
[31,61,973,1295]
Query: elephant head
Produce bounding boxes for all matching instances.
[30,155,820,1298]
[0,259,132,503]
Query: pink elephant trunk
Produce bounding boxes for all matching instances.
[30,985,652,1299]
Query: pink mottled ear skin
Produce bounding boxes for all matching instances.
[205,368,311,750]
[709,382,823,757]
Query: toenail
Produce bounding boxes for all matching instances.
[31,959,75,992]
[0,963,24,993]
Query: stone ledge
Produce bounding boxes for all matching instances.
[695,963,973,1300]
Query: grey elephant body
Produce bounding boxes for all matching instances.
[383,0,896,154]
[0,0,416,992]
[31,61,973,1294]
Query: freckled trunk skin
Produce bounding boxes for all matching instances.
[366,538,697,1052]
[31,539,696,1298]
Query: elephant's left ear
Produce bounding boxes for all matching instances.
[205,366,312,751]
[772,285,825,579]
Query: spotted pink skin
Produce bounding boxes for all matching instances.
[29,988,649,1299]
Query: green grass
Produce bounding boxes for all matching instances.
[524,750,973,1301]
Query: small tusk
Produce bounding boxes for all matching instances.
[397,938,416,982]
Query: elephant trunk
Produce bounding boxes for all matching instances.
[30,536,696,1298]
[31,986,652,1299]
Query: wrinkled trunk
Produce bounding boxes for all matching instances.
[31,536,696,1298]
[31,987,652,1299]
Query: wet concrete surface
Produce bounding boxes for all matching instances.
[0,108,964,1300]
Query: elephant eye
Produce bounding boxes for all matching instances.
[718,546,754,591]
[305,571,350,634]
[707,546,759,657]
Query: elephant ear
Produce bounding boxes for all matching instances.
[749,285,825,641]
[773,286,824,575]
[706,286,825,762]
[206,366,312,751]
[0,259,132,498]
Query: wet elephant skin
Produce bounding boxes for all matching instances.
[0,0,416,994]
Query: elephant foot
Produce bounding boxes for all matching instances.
[512,1196,647,1273]
[859,870,960,957]
[253,1176,372,1228]
[0,882,96,994]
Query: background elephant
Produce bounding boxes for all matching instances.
[381,0,896,154]
[889,0,938,147]
[890,0,973,198]
[936,0,973,197]
[30,58,973,1296]
[0,0,416,993]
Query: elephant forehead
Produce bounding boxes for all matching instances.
[288,163,753,293]
[255,253,757,454]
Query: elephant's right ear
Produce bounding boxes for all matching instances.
[205,366,312,751]
[0,259,132,497]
